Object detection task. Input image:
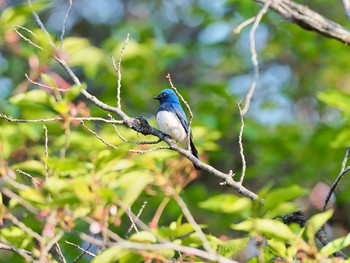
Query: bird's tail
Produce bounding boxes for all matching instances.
[190,139,201,170]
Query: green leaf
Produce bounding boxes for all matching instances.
[320,232,350,256]
[92,248,141,263]
[0,226,33,249]
[64,83,86,102]
[232,218,296,241]
[40,73,57,89]
[114,171,153,214]
[267,239,287,258]
[19,188,47,205]
[198,194,252,214]
[265,202,300,219]
[157,222,196,239]
[12,160,46,176]
[317,90,350,113]
[129,231,157,244]
[218,238,249,258]
[308,210,333,233]
[265,185,308,210]
[10,90,55,107]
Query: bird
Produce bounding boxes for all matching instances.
[154,89,200,170]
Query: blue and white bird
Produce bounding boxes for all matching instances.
[154,89,200,170]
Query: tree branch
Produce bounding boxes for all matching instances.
[255,0,350,44]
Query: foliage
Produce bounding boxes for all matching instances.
[0,0,350,262]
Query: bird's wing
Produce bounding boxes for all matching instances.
[171,103,190,134]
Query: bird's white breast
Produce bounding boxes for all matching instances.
[157,111,188,148]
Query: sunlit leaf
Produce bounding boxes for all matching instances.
[265,185,308,210]
[12,160,46,176]
[232,218,296,241]
[267,239,287,258]
[129,231,157,244]
[218,238,250,258]
[308,210,333,233]
[198,194,252,214]
[317,90,350,113]
[320,232,350,256]
[0,226,33,249]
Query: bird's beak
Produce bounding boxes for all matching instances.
[153,95,160,100]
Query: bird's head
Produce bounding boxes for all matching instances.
[153,89,180,104]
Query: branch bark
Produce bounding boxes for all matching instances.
[255,0,350,44]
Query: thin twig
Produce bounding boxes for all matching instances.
[54,242,67,263]
[59,0,73,49]
[3,174,29,190]
[238,104,246,184]
[242,1,272,115]
[233,16,256,34]
[25,74,68,92]
[166,74,193,152]
[171,190,214,254]
[126,201,148,238]
[40,231,65,262]
[0,187,39,214]
[80,121,117,149]
[111,33,130,109]
[65,241,96,261]
[6,211,43,242]
[114,200,167,243]
[129,146,170,153]
[16,169,40,186]
[43,125,49,180]
[0,113,122,124]
[0,241,33,261]
[322,147,350,212]
[27,0,55,47]
[14,26,43,50]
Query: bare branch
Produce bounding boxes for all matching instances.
[171,190,214,254]
[43,125,49,180]
[16,169,40,187]
[255,0,350,44]
[112,33,130,109]
[126,201,148,238]
[80,121,117,149]
[59,0,73,49]
[0,241,33,261]
[65,241,96,259]
[129,146,170,154]
[1,187,39,214]
[233,17,256,34]
[322,147,350,212]
[27,0,55,47]
[0,113,122,124]
[343,0,350,20]
[6,211,43,242]
[54,243,67,263]
[14,26,43,50]
[238,104,247,184]
[242,1,272,115]
[25,74,68,92]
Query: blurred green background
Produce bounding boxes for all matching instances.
[1,0,350,261]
